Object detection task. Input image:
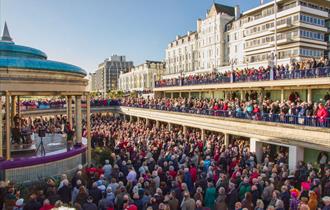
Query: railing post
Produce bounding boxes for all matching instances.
[270,67,274,80]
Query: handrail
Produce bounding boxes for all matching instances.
[155,67,330,88]
[122,104,330,128]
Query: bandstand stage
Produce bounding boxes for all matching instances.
[0,23,92,182]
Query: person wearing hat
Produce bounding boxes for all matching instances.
[89,182,102,205]
[322,196,330,210]
[103,159,112,180]
[82,196,97,210]
[13,198,24,210]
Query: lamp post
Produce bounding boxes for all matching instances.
[274,0,278,67]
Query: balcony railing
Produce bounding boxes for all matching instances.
[123,104,330,128]
[155,67,330,88]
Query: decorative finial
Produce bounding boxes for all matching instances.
[1,21,13,42]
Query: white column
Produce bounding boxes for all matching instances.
[240,90,244,101]
[288,145,304,171]
[188,92,191,98]
[183,126,187,135]
[168,123,172,131]
[171,92,174,99]
[129,115,133,122]
[156,120,160,129]
[201,129,205,141]
[281,89,284,103]
[224,133,230,146]
[146,118,150,126]
[0,97,3,159]
[250,138,263,163]
[75,96,82,143]
[307,88,312,104]
[137,117,140,123]
[5,93,10,160]
[86,95,91,164]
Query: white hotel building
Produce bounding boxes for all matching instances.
[164,0,330,78]
[118,60,165,92]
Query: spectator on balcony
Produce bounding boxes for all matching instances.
[316,103,329,126]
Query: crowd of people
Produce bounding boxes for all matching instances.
[1,114,330,210]
[121,94,330,127]
[155,58,330,88]
[20,100,66,110]
[18,98,120,111]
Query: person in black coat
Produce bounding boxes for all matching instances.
[82,196,97,210]
[23,194,41,210]
[227,182,239,210]
[58,180,71,204]
[280,185,290,210]
[89,182,102,205]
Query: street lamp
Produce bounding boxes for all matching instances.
[274,0,278,67]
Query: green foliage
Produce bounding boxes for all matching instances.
[92,147,114,166]
[107,90,124,99]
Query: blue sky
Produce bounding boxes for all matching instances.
[2,0,270,73]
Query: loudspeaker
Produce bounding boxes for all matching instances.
[38,127,46,138]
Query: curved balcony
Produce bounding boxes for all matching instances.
[154,67,330,89]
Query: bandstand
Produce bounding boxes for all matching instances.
[0,23,92,182]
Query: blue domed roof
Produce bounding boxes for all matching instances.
[0,23,86,76]
[0,42,47,59]
[0,56,87,75]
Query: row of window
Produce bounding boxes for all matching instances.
[300,48,324,57]
[244,15,299,37]
[300,30,324,41]
[245,47,323,63]
[299,1,330,13]
[300,14,325,27]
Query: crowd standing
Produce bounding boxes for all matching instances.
[156,58,330,88]
[121,93,330,127]
[1,113,329,210]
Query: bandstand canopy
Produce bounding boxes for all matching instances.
[0,22,88,95]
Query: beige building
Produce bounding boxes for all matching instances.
[164,3,236,78]
[165,32,198,78]
[118,60,165,92]
[164,0,330,77]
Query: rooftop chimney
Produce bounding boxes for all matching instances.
[260,0,264,5]
[234,5,240,20]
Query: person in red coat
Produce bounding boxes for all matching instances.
[316,103,329,125]
[39,199,54,210]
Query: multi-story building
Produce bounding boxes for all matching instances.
[118,60,165,92]
[197,4,236,72]
[164,0,330,77]
[89,72,96,92]
[225,0,330,69]
[164,3,237,78]
[164,32,198,79]
[93,55,133,93]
